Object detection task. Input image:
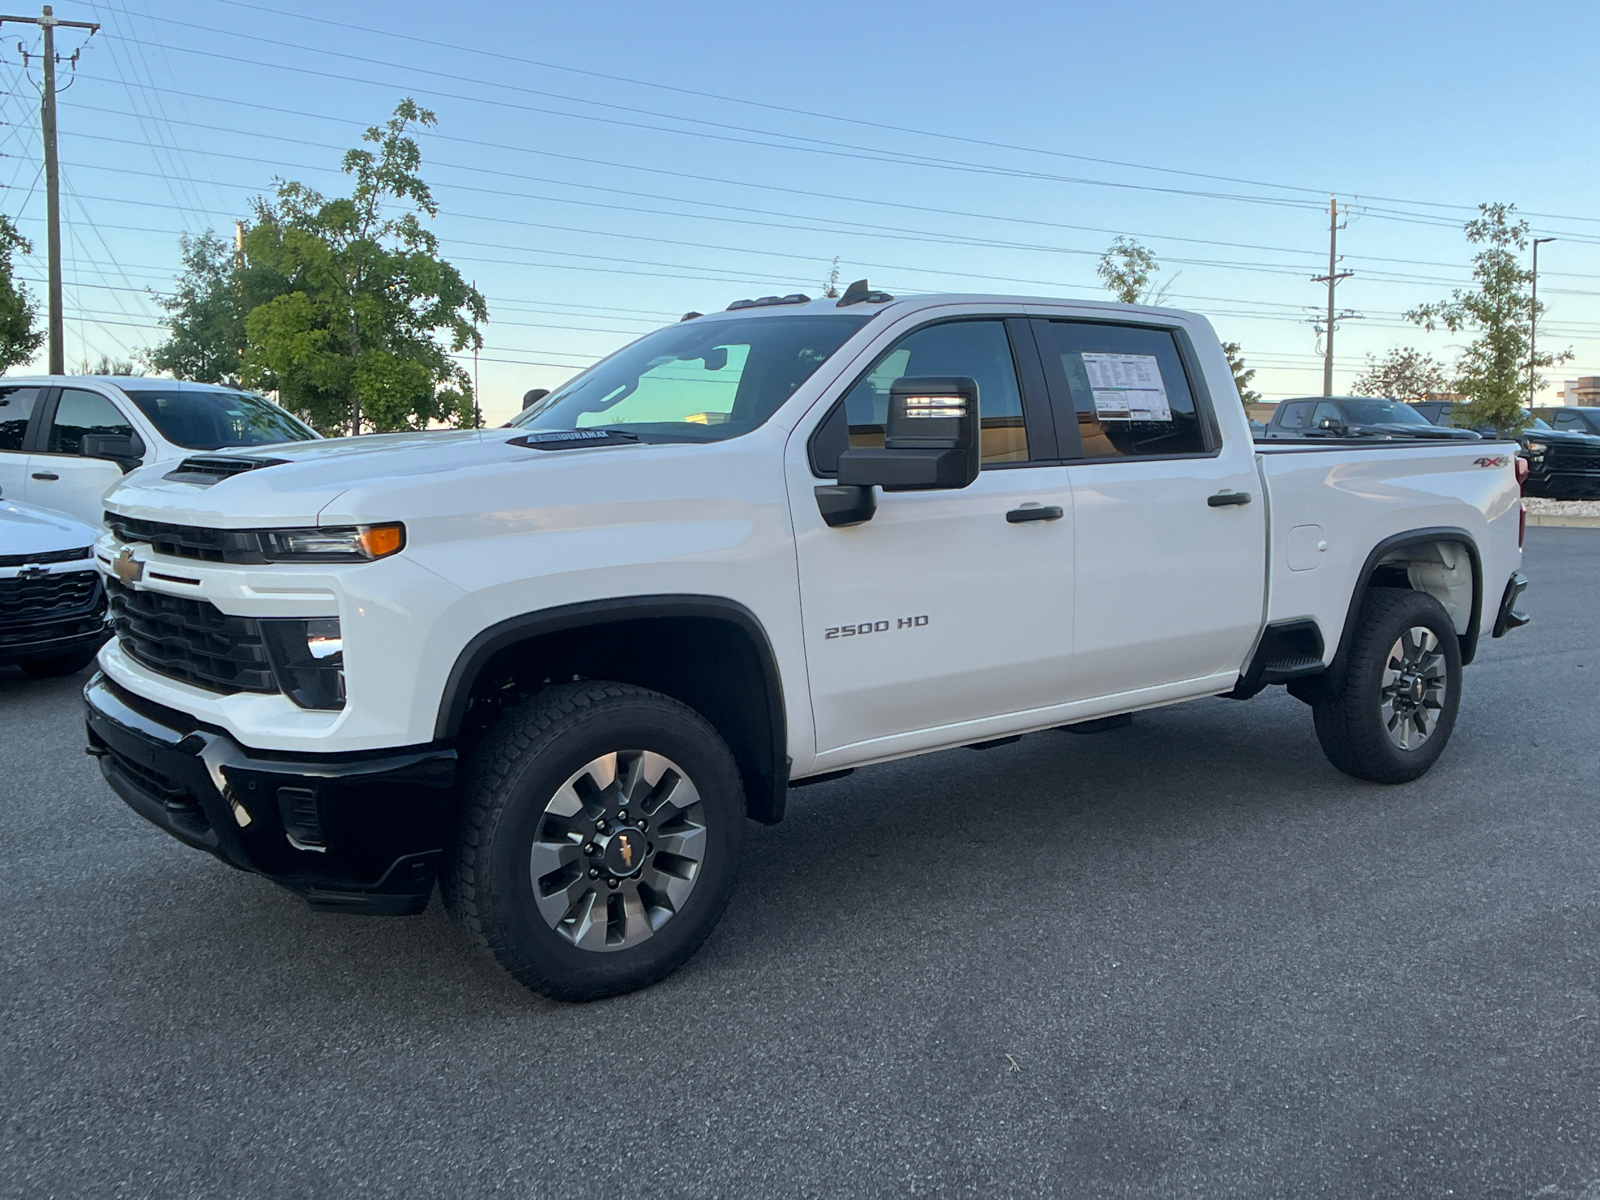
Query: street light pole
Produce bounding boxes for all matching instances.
[1531,236,1556,409]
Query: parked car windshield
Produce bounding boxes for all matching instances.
[119,385,319,449]
[1344,400,1432,425]
[509,313,869,442]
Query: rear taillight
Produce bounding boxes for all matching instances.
[1519,501,1526,548]
[1515,456,1530,485]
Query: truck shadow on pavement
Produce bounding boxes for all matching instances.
[36,674,1470,1022]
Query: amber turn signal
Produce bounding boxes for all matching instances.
[357,523,406,559]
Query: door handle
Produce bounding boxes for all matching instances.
[1006,505,1064,523]
[31,472,59,481]
[1207,491,1251,507]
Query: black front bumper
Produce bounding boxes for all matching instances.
[84,674,457,915]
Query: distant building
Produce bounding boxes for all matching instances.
[1555,377,1600,407]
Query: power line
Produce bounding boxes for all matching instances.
[174,0,1600,231]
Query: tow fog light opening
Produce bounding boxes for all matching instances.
[262,617,346,710]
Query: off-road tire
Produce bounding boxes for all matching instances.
[1312,588,1462,784]
[445,681,744,1001]
[19,647,100,679]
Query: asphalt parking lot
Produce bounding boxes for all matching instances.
[3,527,1597,1199]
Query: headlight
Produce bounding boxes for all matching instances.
[1524,441,1548,455]
[258,523,405,562]
[262,617,346,710]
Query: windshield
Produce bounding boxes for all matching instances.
[509,314,869,442]
[121,387,319,449]
[1344,400,1431,425]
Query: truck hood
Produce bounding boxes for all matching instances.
[0,497,101,556]
[1348,423,1480,441]
[101,429,699,528]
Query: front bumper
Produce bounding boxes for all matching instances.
[84,674,457,915]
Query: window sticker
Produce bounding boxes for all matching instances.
[1080,352,1172,422]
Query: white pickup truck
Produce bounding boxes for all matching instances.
[83,286,1530,1001]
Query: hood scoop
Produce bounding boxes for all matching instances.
[163,455,289,486]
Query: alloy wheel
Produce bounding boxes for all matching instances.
[1379,625,1449,751]
[528,750,707,952]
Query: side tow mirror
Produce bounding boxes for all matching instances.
[522,388,550,410]
[80,432,145,473]
[815,377,980,528]
[837,376,980,493]
[1316,416,1345,434]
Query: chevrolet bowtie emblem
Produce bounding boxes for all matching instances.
[618,835,634,869]
[112,547,143,585]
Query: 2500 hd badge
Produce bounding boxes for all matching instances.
[825,615,930,639]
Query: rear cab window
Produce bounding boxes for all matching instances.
[1037,321,1209,458]
[0,385,42,451]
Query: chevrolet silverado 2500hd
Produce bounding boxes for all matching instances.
[83,287,1530,1000]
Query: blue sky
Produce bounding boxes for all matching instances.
[9,0,1600,424]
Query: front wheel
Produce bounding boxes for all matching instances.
[1312,588,1463,783]
[447,682,744,1001]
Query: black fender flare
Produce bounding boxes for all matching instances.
[434,595,790,823]
[1292,526,1482,704]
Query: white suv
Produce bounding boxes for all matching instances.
[0,377,318,527]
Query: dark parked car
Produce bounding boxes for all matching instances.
[0,493,109,677]
[1261,396,1481,442]
[1535,406,1600,437]
[1414,402,1600,500]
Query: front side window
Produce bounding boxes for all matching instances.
[1042,321,1207,458]
[1277,401,1311,430]
[1312,401,1344,428]
[832,319,1029,466]
[47,389,134,455]
[120,387,318,449]
[512,313,868,443]
[0,385,41,451]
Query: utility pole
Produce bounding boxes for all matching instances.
[0,6,97,375]
[1530,237,1556,408]
[1311,195,1355,396]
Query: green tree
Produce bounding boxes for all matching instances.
[1221,341,1259,405]
[822,255,841,299]
[1350,346,1449,401]
[1406,203,1569,435]
[146,229,287,384]
[1097,236,1175,306]
[0,213,43,371]
[242,99,487,435]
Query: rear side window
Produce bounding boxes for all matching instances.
[46,389,134,455]
[1041,321,1207,458]
[0,385,41,450]
[831,319,1029,467]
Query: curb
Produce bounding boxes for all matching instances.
[1526,514,1600,528]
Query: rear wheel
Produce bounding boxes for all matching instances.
[1312,588,1462,783]
[447,682,744,1001]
